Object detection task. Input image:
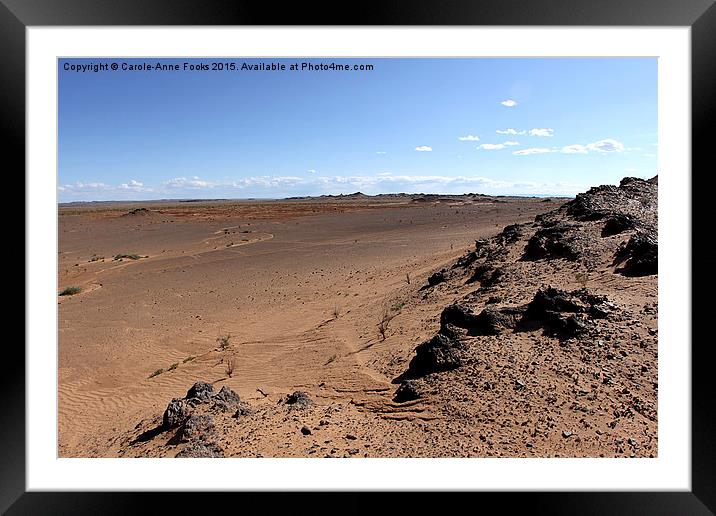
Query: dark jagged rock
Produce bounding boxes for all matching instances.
[428,270,446,286]
[175,441,224,458]
[467,264,504,287]
[212,385,241,412]
[614,231,658,276]
[523,287,612,338]
[185,381,214,402]
[453,250,478,269]
[394,379,422,402]
[523,223,581,261]
[162,398,190,429]
[469,305,525,335]
[498,223,525,244]
[175,414,215,443]
[563,177,657,226]
[232,404,253,419]
[602,213,638,237]
[407,333,463,377]
[440,304,480,331]
[285,391,312,409]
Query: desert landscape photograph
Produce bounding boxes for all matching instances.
[58,57,658,459]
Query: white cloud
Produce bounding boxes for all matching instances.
[165,176,213,189]
[513,148,555,156]
[477,143,506,150]
[561,144,588,154]
[500,99,517,107]
[307,169,317,174]
[529,128,554,137]
[376,151,387,154]
[503,141,520,146]
[415,146,433,152]
[458,134,480,141]
[118,179,146,190]
[59,181,110,192]
[496,129,525,135]
[585,138,625,153]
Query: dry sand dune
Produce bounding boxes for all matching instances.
[58,183,657,458]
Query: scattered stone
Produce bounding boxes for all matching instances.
[467,264,504,287]
[285,391,312,409]
[602,213,638,237]
[185,381,214,402]
[319,419,329,426]
[523,222,581,261]
[346,434,357,440]
[212,385,241,411]
[406,333,463,377]
[301,425,312,435]
[394,379,422,402]
[562,430,573,438]
[232,404,252,419]
[162,398,190,429]
[175,414,215,443]
[428,270,446,286]
[175,441,223,458]
[614,230,658,276]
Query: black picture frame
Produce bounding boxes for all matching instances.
[5,0,714,513]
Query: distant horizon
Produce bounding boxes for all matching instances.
[57,189,577,205]
[59,57,657,202]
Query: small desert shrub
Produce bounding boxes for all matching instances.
[391,300,406,312]
[225,355,236,377]
[217,333,232,350]
[168,362,178,371]
[575,272,590,289]
[324,354,337,366]
[114,253,141,261]
[88,254,104,262]
[332,305,341,319]
[182,356,195,363]
[59,286,82,296]
[148,368,164,378]
[405,272,411,285]
[377,303,396,341]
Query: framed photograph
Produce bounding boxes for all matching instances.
[7,0,715,512]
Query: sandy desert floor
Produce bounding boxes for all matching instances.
[58,186,657,458]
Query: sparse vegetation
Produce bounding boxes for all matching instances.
[391,300,406,312]
[324,354,337,366]
[225,355,236,377]
[182,356,195,363]
[148,368,164,378]
[575,272,590,289]
[88,254,104,262]
[217,333,232,350]
[59,286,82,296]
[377,302,396,341]
[405,272,411,285]
[168,362,178,371]
[332,305,341,319]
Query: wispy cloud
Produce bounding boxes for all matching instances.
[458,134,480,141]
[118,179,149,191]
[477,143,506,150]
[585,138,625,153]
[496,128,525,135]
[513,147,555,156]
[415,146,433,152]
[503,141,520,146]
[376,151,387,155]
[307,169,317,174]
[165,176,213,189]
[529,128,554,137]
[500,99,517,107]
[561,144,588,154]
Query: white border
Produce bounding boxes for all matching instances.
[27,27,690,491]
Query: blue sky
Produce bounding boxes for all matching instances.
[58,58,657,201]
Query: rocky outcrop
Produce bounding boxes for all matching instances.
[614,230,658,276]
[406,333,463,377]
